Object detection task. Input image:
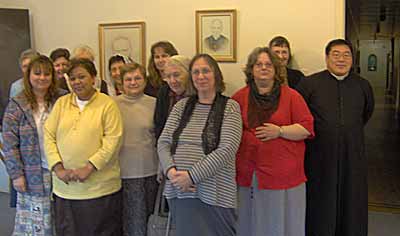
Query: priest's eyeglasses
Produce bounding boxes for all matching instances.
[330,51,352,60]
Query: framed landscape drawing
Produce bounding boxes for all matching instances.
[98,21,145,80]
[196,9,237,62]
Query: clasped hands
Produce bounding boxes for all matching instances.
[167,168,196,192]
[53,162,95,184]
[12,162,95,192]
[255,123,281,142]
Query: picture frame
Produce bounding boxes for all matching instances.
[98,21,146,81]
[196,9,237,62]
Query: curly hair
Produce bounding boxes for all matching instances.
[244,47,287,85]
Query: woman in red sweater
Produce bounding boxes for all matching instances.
[232,47,314,236]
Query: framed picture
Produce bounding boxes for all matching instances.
[98,21,146,80]
[196,9,237,62]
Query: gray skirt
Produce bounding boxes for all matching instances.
[168,198,236,236]
[237,175,306,236]
[122,175,158,236]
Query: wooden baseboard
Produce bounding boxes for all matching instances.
[369,202,400,214]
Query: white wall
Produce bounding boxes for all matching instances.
[0,0,345,191]
[1,0,345,95]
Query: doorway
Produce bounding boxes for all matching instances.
[346,0,400,211]
[0,8,31,192]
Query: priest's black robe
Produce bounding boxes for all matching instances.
[287,67,304,89]
[296,70,374,236]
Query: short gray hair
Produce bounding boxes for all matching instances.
[72,45,95,61]
[19,49,40,66]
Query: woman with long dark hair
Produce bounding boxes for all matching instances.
[145,41,178,97]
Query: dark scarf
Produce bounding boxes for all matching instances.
[168,90,185,113]
[171,93,229,155]
[248,79,281,128]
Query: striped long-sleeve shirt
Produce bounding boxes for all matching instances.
[158,97,242,208]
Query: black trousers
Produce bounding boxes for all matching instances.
[53,190,122,236]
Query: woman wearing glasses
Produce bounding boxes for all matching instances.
[232,47,314,236]
[158,54,242,236]
[114,62,159,236]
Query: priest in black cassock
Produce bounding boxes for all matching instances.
[297,39,374,236]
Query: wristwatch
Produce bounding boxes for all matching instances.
[278,126,284,137]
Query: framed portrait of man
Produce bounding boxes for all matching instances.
[196,9,237,62]
[98,21,145,81]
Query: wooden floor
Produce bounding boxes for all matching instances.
[365,89,400,210]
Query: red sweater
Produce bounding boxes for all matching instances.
[232,85,314,189]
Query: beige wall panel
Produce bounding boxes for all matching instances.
[1,0,345,95]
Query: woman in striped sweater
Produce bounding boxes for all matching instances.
[157,54,242,236]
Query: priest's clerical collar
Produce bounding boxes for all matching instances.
[330,72,349,81]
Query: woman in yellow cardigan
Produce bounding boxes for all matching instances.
[44,58,123,236]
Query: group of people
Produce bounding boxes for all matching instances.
[1,36,374,236]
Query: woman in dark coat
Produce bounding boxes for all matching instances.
[154,55,190,140]
[269,36,305,88]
